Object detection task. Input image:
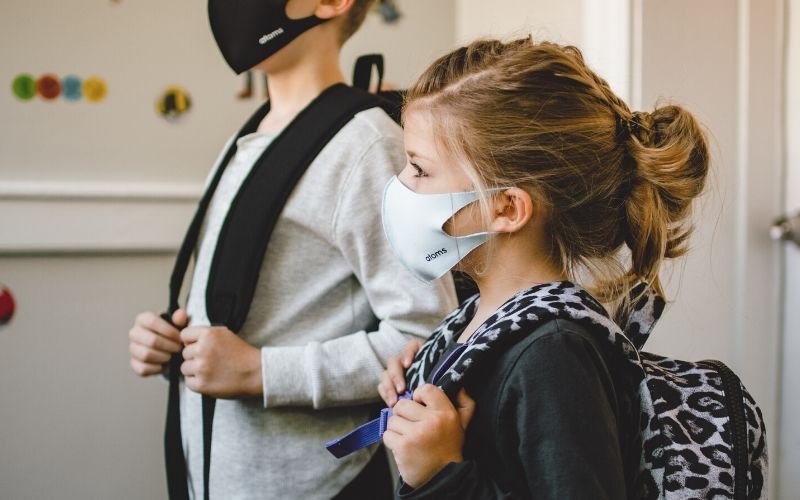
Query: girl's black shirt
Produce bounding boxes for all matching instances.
[397,318,640,499]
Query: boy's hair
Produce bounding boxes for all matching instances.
[340,0,376,43]
[404,37,710,316]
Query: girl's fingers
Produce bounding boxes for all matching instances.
[402,339,422,367]
[378,372,397,406]
[385,414,413,435]
[392,398,427,421]
[455,388,476,429]
[387,357,406,393]
[412,384,452,410]
[382,428,400,450]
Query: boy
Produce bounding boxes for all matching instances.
[127,0,457,498]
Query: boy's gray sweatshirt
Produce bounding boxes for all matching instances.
[180,106,458,499]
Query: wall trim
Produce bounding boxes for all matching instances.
[0,181,202,254]
[0,180,203,202]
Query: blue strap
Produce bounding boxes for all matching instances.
[325,392,411,458]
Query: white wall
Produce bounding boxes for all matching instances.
[456,0,630,106]
[456,0,583,45]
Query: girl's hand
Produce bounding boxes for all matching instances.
[383,385,475,488]
[378,339,421,407]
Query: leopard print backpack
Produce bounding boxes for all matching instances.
[624,287,768,499]
[402,281,768,499]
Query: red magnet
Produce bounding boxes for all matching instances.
[0,286,15,324]
[36,74,61,100]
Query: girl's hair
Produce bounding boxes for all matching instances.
[405,37,709,316]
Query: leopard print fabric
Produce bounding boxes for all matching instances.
[404,280,768,499]
[634,354,768,499]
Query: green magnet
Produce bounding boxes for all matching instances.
[12,74,36,101]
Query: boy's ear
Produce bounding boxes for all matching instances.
[314,0,356,20]
[488,188,535,234]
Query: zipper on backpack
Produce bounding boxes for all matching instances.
[701,359,748,500]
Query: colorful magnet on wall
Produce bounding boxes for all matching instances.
[11,74,36,101]
[157,86,192,121]
[0,286,15,325]
[83,76,108,103]
[62,75,83,102]
[36,74,61,100]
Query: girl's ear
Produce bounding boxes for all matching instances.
[488,188,535,234]
[314,0,356,20]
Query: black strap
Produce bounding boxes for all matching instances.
[205,84,383,331]
[163,83,386,500]
[163,100,269,500]
[353,54,384,92]
[352,54,404,123]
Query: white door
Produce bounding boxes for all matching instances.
[777,1,800,496]
[632,0,786,495]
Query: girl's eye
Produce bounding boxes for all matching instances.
[411,163,428,178]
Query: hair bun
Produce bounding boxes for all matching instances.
[627,111,654,144]
[623,104,709,284]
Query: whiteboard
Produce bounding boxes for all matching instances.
[0,0,456,186]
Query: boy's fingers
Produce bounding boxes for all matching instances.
[130,326,182,354]
[137,311,181,342]
[172,309,189,329]
[130,342,171,364]
[456,388,476,429]
[180,327,202,345]
[180,359,200,377]
[130,358,163,377]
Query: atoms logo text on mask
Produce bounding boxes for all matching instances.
[426,248,448,262]
[259,27,285,45]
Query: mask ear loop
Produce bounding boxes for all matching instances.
[448,193,465,263]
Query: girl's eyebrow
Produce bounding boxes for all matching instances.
[407,150,432,161]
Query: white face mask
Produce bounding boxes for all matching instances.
[381,176,492,283]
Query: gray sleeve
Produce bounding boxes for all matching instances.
[260,135,458,409]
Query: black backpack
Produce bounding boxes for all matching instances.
[161,55,474,500]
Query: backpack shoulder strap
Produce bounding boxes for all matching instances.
[205,83,384,330]
[352,53,405,123]
[164,84,384,500]
[166,101,270,315]
[163,100,268,500]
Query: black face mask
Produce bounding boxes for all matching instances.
[208,0,328,74]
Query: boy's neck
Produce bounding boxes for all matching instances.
[256,49,346,134]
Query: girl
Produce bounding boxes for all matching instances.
[377,37,709,498]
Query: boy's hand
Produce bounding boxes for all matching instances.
[383,385,475,489]
[378,339,421,407]
[180,326,262,399]
[129,309,187,377]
